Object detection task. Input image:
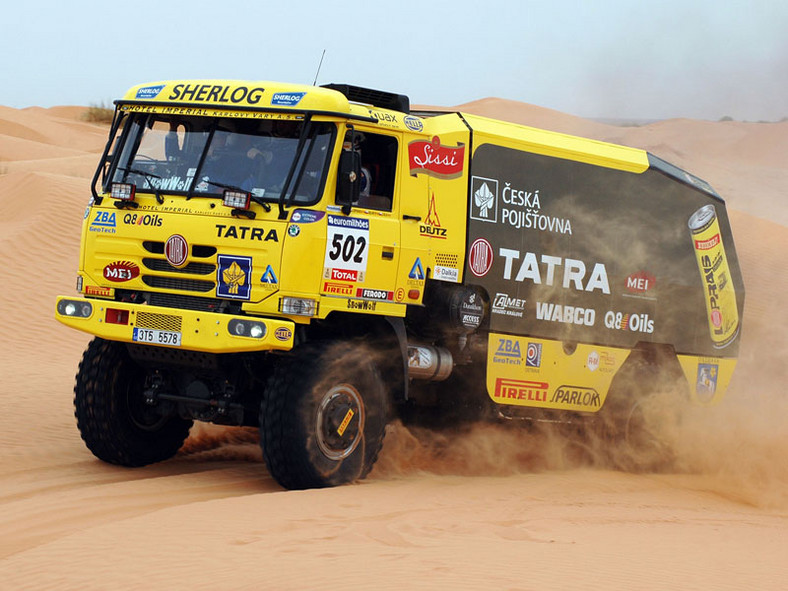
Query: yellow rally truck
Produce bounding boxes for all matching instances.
[56,80,744,489]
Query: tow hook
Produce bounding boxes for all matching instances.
[144,373,165,406]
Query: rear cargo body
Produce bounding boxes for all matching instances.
[458,113,743,410]
[55,79,744,489]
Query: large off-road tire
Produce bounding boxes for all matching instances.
[259,341,390,489]
[592,354,687,472]
[74,338,193,467]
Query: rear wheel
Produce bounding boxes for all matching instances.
[74,338,193,467]
[260,341,389,489]
[593,353,686,472]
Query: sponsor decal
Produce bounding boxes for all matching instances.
[165,234,188,267]
[597,351,617,373]
[525,342,542,368]
[215,224,279,242]
[535,302,596,326]
[103,261,140,282]
[261,265,278,285]
[550,386,601,409]
[407,136,465,179]
[85,285,112,297]
[409,258,425,281]
[323,282,354,296]
[494,338,522,364]
[492,292,526,318]
[290,209,324,224]
[168,84,266,105]
[433,266,459,283]
[695,363,718,401]
[469,238,494,277]
[500,182,572,235]
[471,176,498,222]
[494,378,549,402]
[324,215,370,278]
[498,249,610,294]
[347,299,377,311]
[604,311,655,334]
[356,288,393,301]
[216,255,252,300]
[89,210,117,234]
[367,109,398,126]
[271,92,306,106]
[287,225,300,237]
[403,115,424,132]
[408,347,433,370]
[419,193,447,238]
[336,408,355,437]
[123,212,163,227]
[587,350,600,372]
[625,271,656,295]
[328,268,359,283]
[274,326,293,341]
[135,84,165,99]
[694,234,721,250]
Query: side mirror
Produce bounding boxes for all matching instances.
[336,150,361,211]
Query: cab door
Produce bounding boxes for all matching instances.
[320,128,402,307]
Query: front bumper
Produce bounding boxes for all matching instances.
[55,296,295,353]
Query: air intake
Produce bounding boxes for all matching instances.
[322,83,409,113]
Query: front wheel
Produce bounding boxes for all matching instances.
[74,338,193,467]
[260,341,390,489]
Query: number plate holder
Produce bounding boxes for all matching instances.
[132,327,182,347]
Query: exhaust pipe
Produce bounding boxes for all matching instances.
[407,344,453,381]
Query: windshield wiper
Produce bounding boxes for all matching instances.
[117,166,164,204]
[202,179,272,214]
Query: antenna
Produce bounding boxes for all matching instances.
[312,49,326,86]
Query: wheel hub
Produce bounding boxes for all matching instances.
[316,384,364,460]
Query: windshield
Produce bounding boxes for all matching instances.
[108,114,336,205]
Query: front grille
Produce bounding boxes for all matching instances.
[143,241,217,259]
[136,311,183,332]
[149,293,228,312]
[142,276,215,292]
[142,258,215,275]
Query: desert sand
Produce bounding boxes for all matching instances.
[0,99,786,590]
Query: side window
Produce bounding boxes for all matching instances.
[355,132,398,211]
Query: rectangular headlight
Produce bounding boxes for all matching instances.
[111,182,136,202]
[281,297,318,317]
[223,189,251,210]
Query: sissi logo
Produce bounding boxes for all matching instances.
[407,136,465,179]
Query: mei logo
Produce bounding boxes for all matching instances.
[271,92,305,106]
[103,261,140,282]
[135,85,165,99]
[625,271,657,295]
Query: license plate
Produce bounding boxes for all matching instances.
[133,327,182,347]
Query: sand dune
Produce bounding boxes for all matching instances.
[0,103,786,589]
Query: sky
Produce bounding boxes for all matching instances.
[2,0,786,121]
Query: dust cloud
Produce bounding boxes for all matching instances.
[373,367,788,509]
